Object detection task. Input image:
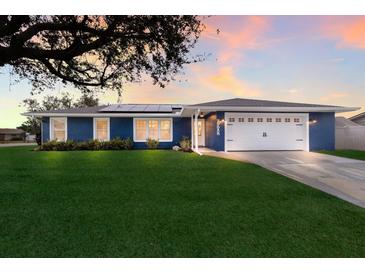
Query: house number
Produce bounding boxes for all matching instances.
[263,132,267,137]
[216,120,220,136]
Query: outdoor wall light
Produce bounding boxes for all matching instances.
[309,119,317,125]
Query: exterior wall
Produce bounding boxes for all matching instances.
[42,117,50,143]
[132,117,191,149]
[309,112,335,151]
[110,117,133,139]
[42,116,191,149]
[67,117,93,141]
[204,111,225,151]
[204,111,335,151]
[41,112,335,151]
[352,116,365,126]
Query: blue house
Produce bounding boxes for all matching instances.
[24,98,359,152]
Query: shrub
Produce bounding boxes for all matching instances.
[40,140,58,151]
[179,136,192,152]
[56,140,76,151]
[123,137,133,150]
[39,138,134,151]
[146,138,159,149]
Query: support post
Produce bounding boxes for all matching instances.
[194,109,199,152]
[191,114,194,149]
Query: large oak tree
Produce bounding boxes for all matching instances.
[1,15,204,93]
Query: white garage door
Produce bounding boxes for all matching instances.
[225,113,309,151]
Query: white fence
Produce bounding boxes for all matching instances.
[336,127,365,150]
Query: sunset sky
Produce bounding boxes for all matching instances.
[1,15,365,128]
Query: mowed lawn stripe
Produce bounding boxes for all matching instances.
[0,146,364,257]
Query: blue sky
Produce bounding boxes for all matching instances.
[1,16,365,127]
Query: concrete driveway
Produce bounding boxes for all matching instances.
[202,150,365,208]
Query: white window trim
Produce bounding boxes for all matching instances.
[133,118,173,142]
[93,117,110,141]
[49,117,67,141]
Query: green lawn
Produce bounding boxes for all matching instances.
[319,150,365,161]
[0,146,364,257]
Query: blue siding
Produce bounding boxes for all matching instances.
[309,112,335,151]
[132,117,191,149]
[67,117,93,141]
[204,112,225,151]
[41,111,335,151]
[42,116,190,148]
[110,117,133,139]
[41,117,50,143]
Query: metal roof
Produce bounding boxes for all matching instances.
[190,98,340,108]
[99,104,182,113]
[22,98,359,117]
[0,128,25,134]
[335,117,361,128]
[349,112,365,121]
[25,105,107,114]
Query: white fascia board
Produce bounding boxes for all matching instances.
[22,112,183,118]
[183,106,360,113]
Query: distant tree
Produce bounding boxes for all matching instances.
[18,92,99,143]
[1,16,204,94]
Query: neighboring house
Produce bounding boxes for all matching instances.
[336,116,365,151]
[349,112,365,126]
[25,133,36,142]
[0,128,25,141]
[23,98,359,152]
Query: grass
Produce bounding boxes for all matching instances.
[319,150,365,161]
[0,146,364,258]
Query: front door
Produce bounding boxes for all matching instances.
[196,119,205,147]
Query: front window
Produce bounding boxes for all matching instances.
[148,120,159,140]
[134,118,172,142]
[94,118,109,141]
[50,117,67,141]
[136,120,147,140]
[160,120,172,140]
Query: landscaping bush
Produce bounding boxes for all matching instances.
[123,137,133,150]
[179,136,192,152]
[55,140,77,151]
[39,138,134,151]
[146,138,159,149]
[40,140,58,151]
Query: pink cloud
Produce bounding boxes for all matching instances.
[203,66,261,97]
[202,16,270,63]
[204,16,269,49]
[322,16,365,49]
